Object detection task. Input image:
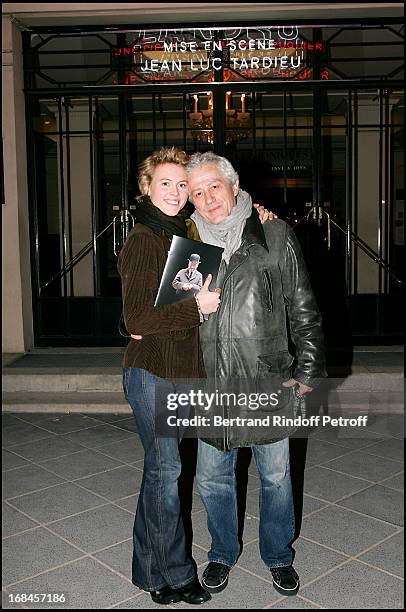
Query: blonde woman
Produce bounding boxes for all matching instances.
[118,147,219,605]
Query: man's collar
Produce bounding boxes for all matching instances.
[241,209,269,252]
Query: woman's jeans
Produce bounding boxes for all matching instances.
[123,367,195,591]
[196,438,295,569]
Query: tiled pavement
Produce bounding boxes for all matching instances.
[2,409,404,609]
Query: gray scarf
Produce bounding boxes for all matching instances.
[191,190,252,264]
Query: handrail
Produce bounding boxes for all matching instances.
[39,206,403,293]
[39,209,135,293]
[292,206,404,287]
[40,219,115,293]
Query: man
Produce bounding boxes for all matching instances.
[186,152,326,597]
[172,253,203,296]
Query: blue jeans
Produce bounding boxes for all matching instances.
[123,367,196,592]
[196,438,295,569]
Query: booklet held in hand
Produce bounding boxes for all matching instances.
[154,235,224,306]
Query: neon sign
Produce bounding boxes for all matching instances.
[111,26,329,84]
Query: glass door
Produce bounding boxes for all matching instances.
[222,90,314,219]
[222,87,404,343]
[28,86,403,345]
[29,90,214,344]
[30,95,125,342]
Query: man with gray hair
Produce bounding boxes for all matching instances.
[186,151,326,597]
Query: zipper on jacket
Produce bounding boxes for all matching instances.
[216,259,230,451]
[218,256,247,451]
[262,270,273,312]
[225,275,233,451]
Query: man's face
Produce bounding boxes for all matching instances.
[188,163,239,224]
[188,260,199,272]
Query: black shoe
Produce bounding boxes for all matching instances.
[150,585,182,605]
[270,566,300,596]
[175,579,211,604]
[201,562,231,593]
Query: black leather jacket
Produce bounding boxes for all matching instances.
[199,212,326,450]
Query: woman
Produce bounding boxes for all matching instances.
[118,147,219,605]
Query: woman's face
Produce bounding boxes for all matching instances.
[145,163,189,216]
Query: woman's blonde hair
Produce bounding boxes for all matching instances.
[138,147,189,193]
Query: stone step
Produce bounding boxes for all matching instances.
[2,380,403,417]
[3,348,402,414]
[2,370,123,393]
[2,369,403,393]
[2,391,130,414]
[2,390,402,416]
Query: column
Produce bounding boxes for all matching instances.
[354,96,384,294]
[2,16,34,352]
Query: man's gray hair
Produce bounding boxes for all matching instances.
[186,152,239,185]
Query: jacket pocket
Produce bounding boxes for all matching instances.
[262,270,273,312]
[257,351,294,373]
[122,367,131,398]
[255,353,295,414]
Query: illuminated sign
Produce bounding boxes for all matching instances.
[111,27,329,84]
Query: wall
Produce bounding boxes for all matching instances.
[2,15,33,352]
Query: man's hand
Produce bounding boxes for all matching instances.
[182,283,192,291]
[282,378,313,397]
[131,334,142,340]
[253,203,278,225]
[196,274,221,315]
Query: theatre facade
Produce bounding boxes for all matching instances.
[2,4,404,350]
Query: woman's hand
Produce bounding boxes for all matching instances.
[196,274,221,315]
[253,203,278,225]
[130,274,220,340]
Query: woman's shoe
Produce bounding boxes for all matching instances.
[176,579,211,604]
[150,585,182,605]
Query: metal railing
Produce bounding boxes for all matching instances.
[40,205,403,296]
[292,206,404,288]
[40,209,135,294]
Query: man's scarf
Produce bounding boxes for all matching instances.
[191,190,252,263]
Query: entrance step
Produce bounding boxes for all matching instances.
[2,347,403,414]
[2,372,123,393]
[2,371,404,394]
[2,349,128,413]
[2,392,129,414]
